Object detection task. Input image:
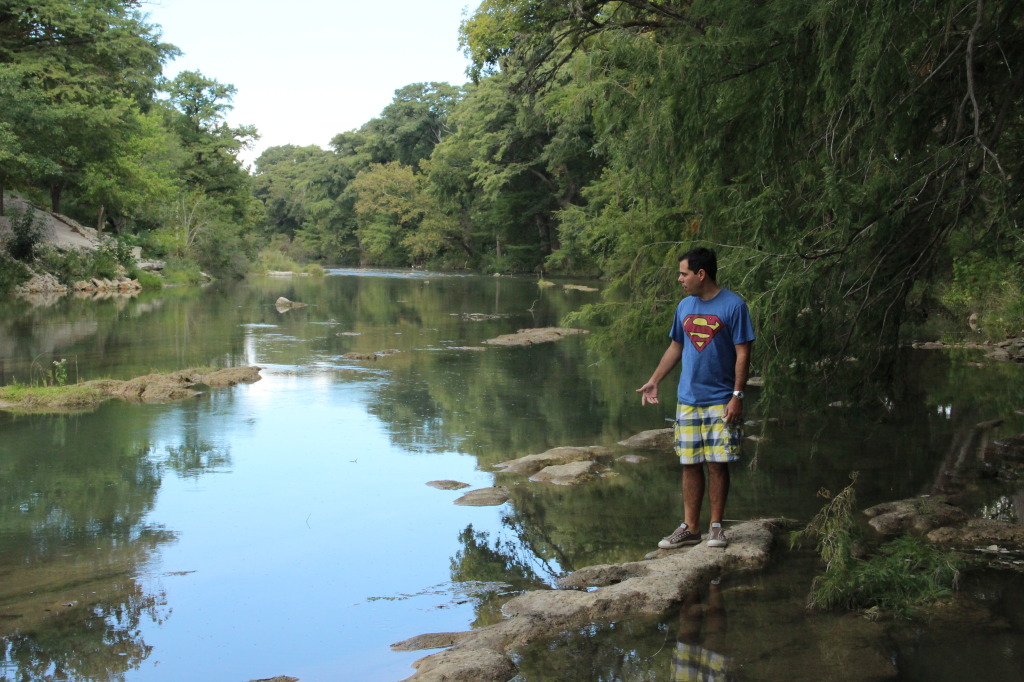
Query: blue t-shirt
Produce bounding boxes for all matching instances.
[669,289,755,406]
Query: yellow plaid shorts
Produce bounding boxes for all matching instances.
[674,403,742,465]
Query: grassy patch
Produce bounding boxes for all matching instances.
[0,384,107,412]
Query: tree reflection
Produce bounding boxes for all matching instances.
[449,524,549,627]
[0,406,228,681]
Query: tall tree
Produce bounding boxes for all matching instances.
[462,0,1024,396]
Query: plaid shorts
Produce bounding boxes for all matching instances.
[674,403,742,465]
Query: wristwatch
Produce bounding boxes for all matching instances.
[732,390,744,399]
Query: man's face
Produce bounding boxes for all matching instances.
[678,259,703,295]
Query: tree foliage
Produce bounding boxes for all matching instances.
[0,1,259,277]
[458,0,1024,397]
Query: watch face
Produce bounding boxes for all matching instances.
[733,391,744,398]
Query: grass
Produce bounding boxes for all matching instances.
[791,472,966,618]
[0,383,107,412]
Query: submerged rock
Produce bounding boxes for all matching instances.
[453,487,510,506]
[481,327,588,346]
[426,480,471,490]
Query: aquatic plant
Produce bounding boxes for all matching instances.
[792,472,965,617]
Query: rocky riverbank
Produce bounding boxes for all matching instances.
[397,418,1024,681]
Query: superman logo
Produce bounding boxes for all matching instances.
[683,314,722,351]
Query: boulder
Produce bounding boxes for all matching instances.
[529,460,604,485]
[618,428,674,450]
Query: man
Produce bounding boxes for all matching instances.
[636,247,755,549]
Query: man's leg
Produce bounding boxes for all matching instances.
[707,462,730,524]
[682,463,705,529]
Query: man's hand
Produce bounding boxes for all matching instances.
[636,381,659,406]
[724,395,743,424]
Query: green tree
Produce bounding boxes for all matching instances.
[351,161,427,265]
[462,0,1024,397]
[0,0,176,214]
[364,82,464,167]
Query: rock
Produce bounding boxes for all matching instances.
[199,366,263,387]
[426,480,471,490]
[495,446,615,475]
[616,454,648,464]
[275,296,307,311]
[562,284,598,292]
[342,349,400,361]
[529,460,604,485]
[138,260,165,271]
[927,519,1024,548]
[83,367,262,406]
[450,312,507,321]
[618,428,674,450]
[391,631,476,652]
[453,487,510,506]
[399,519,779,682]
[481,327,588,346]
[863,496,967,535]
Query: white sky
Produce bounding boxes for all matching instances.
[143,0,478,167]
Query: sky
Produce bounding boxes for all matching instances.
[143,0,479,167]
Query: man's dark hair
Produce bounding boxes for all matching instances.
[680,247,717,281]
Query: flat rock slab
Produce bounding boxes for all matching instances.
[426,480,471,490]
[482,327,588,346]
[529,460,604,485]
[928,518,1024,548]
[863,496,968,535]
[618,428,674,450]
[399,519,780,681]
[496,446,615,476]
[453,487,510,506]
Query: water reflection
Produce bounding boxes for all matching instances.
[674,581,732,682]
[0,272,1021,681]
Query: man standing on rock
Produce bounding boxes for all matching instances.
[636,247,755,550]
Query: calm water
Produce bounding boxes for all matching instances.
[1,271,1022,682]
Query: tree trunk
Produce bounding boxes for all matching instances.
[50,184,62,215]
[96,205,106,233]
[0,178,5,216]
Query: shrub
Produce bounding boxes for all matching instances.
[0,251,31,293]
[4,208,44,261]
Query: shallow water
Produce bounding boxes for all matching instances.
[0,271,1022,681]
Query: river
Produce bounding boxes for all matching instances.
[1,270,1022,681]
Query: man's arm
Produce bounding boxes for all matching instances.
[724,341,752,423]
[636,340,683,406]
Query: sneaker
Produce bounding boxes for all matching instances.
[706,524,728,548]
[658,524,701,549]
